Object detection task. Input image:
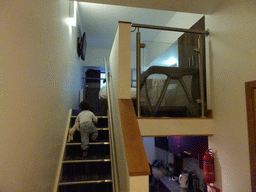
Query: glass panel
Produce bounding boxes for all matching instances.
[131,68,136,88]
[141,74,167,106]
[140,75,196,117]
[141,40,179,71]
[131,29,205,118]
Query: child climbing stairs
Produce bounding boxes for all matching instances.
[58,110,113,192]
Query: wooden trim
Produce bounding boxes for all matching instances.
[136,110,213,120]
[118,21,132,25]
[119,99,151,176]
[245,81,256,192]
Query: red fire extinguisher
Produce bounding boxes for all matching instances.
[203,149,215,183]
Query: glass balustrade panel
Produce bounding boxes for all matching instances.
[131,30,205,118]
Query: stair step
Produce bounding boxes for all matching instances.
[67,141,110,145]
[71,116,108,119]
[60,161,112,184]
[97,128,109,130]
[71,115,108,118]
[59,179,112,185]
[59,173,112,185]
[68,128,109,143]
[58,182,113,192]
[63,159,111,163]
[71,116,108,118]
[68,127,109,130]
[96,116,108,118]
[65,144,110,159]
[63,154,110,162]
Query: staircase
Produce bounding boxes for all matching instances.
[58,110,113,192]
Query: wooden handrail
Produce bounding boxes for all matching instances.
[119,99,151,176]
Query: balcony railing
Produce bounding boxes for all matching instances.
[131,21,210,118]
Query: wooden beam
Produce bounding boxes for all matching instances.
[119,99,151,176]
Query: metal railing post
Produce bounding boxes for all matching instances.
[136,30,141,117]
[198,35,205,118]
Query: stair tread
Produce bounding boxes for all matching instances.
[59,173,112,184]
[71,115,108,118]
[67,140,110,145]
[74,127,109,130]
[97,127,109,130]
[63,159,111,163]
[63,154,110,162]
[58,179,112,186]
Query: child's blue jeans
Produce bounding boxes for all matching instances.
[80,121,98,150]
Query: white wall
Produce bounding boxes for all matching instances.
[82,47,110,66]
[0,1,82,191]
[142,137,156,165]
[155,147,175,169]
[130,176,149,192]
[205,0,256,191]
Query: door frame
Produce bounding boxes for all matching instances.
[245,80,256,192]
